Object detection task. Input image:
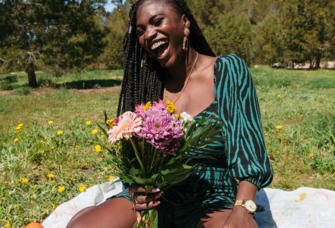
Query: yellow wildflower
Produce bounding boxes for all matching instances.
[106,119,115,128]
[174,114,180,118]
[16,126,21,130]
[5,222,11,227]
[276,125,283,130]
[18,123,23,127]
[101,133,105,137]
[277,95,281,98]
[48,174,54,178]
[51,147,54,150]
[301,114,303,117]
[310,154,314,158]
[109,176,114,181]
[34,129,37,132]
[22,178,28,183]
[144,101,152,110]
[28,134,31,137]
[166,100,177,114]
[40,140,44,143]
[25,125,28,128]
[52,204,56,209]
[48,121,53,124]
[79,185,86,192]
[57,131,63,135]
[101,155,104,157]
[91,129,98,134]
[86,121,91,125]
[14,138,18,142]
[75,145,78,148]
[58,186,65,192]
[95,145,102,152]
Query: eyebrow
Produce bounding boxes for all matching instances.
[136,13,164,28]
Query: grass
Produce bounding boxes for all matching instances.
[0,66,335,227]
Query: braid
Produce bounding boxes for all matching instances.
[117,0,215,116]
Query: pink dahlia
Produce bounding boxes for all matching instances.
[108,111,142,144]
[152,99,166,111]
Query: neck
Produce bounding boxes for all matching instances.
[166,48,198,85]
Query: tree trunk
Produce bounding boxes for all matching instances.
[315,50,323,68]
[27,62,37,87]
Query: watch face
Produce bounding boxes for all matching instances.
[245,200,257,212]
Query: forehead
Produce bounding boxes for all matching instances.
[136,1,179,24]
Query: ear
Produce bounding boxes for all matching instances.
[181,14,190,29]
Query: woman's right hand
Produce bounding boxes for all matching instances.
[129,184,163,223]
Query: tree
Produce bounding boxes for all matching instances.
[0,0,108,87]
[204,12,254,65]
[281,0,335,68]
[254,13,287,65]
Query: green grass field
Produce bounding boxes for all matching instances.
[0,67,335,227]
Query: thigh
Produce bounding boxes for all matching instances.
[66,197,137,228]
[195,209,232,228]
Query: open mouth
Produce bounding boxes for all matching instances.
[151,40,169,59]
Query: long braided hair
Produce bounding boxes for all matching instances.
[117,0,215,116]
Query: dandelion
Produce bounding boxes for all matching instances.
[25,125,28,128]
[86,121,91,125]
[301,114,303,117]
[310,154,314,158]
[276,125,283,130]
[14,138,18,142]
[79,185,86,192]
[28,134,31,137]
[57,131,63,135]
[91,129,98,134]
[109,176,114,181]
[95,145,102,152]
[58,186,65,192]
[52,204,56,209]
[48,121,53,124]
[40,140,44,143]
[48,174,54,178]
[16,127,21,130]
[5,222,11,227]
[51,147,54,150]
[101,155,104,157]
[101,133,105,137]
[34,129,37,132]
[277,95,281,98]
[18,123,23,127]
[22,178,28,183]
[75,145,78,148]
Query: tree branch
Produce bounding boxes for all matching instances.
[0,58,9,67]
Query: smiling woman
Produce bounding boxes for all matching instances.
[66,0,273,228]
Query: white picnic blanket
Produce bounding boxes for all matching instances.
[42,178,335,228]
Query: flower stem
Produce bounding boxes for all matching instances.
[150,148,157,171]
[130,138,146,176]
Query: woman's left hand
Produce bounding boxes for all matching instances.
[222,206,258,228]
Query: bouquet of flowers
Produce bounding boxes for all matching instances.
[97,99,225,228]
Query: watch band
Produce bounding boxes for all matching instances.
[234,199,243,206]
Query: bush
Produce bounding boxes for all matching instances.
[13,86,31,95]
[0,81,14,90]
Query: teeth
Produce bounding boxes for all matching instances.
[151,40,168,50]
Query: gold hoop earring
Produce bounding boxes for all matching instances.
[141,55,153,68]
[183,28,190,51]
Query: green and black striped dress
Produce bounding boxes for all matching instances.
[110,54,273,228]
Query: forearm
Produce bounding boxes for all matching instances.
[235,180,258,201]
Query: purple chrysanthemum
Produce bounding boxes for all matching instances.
[137,107,184,155]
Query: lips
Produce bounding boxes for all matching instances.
[150,40,170,60]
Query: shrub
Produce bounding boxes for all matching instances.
[13,86,31,95]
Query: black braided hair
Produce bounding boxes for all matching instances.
[117,0,215,116]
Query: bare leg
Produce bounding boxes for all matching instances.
[195,209,232,228]
[66,197,137,228]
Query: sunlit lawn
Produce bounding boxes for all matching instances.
[0,67,335,227]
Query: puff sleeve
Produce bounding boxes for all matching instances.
[214,54,273,189]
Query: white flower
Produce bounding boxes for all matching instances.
[180,112,194,123]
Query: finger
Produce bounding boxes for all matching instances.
[136,211,141,223]
[136,192,163,204]
[135,201,160,211]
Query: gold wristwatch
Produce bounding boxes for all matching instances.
[234,199,257,215]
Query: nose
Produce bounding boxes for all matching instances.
[144,25,157,44]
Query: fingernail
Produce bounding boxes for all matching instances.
[155,193,161,199]
[151,188,160,192]
[152,201,160,206]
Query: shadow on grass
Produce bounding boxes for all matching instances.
[54,78,122,89]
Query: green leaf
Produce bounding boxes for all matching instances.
[149,208,158,228]
[95,121,108,139]
[161,169,169,175]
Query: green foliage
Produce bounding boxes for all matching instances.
[204,12,254,65]
[13,86,31,96]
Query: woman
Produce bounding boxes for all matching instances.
[67,0,273,227]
